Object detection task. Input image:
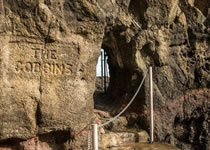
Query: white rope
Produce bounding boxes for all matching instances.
[98,70,148,128]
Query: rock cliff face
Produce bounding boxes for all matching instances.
[0,0,209,150]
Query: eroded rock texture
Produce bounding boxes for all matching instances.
[0,0,209,150]
[0,0,103,141]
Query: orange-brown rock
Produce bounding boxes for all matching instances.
[0,0,209,150]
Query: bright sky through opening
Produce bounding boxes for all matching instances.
[96,49,110,77]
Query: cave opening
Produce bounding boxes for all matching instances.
[93,40,149,131]
[93,25,149,131]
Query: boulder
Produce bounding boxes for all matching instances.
[0,0,209,150]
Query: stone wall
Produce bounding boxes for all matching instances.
[0,0,209,150]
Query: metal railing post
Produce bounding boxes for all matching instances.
[92,124,98,150]
[149,67,154,143]
[101,51,103,90]
[104,51,107,93]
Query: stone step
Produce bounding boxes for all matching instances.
[99,130,149,150]
[109,143,180,150]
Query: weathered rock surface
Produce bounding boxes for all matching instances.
[0,0,104,140]
[0,0,209,150]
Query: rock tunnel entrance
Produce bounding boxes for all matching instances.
[93,24,149,130]
[93,39,148,131]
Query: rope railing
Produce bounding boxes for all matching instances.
[88,67,154,150]
[98,70,148,128]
